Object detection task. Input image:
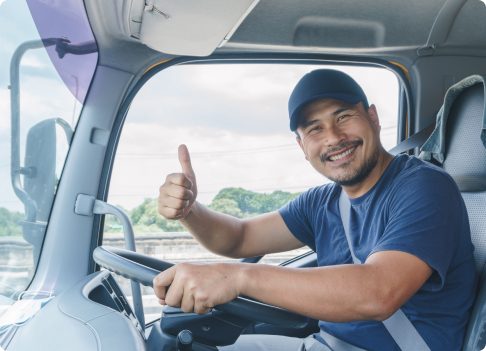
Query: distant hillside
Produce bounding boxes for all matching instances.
[0,188,301,235]
[105,187,300,233]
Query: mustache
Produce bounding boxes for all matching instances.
[320,140,363,162]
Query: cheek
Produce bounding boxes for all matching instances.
[302,139,320,159]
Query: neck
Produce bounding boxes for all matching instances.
[342,149,394,198]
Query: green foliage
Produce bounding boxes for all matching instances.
[106,188,300,234]
[1,188,300,236]
[208,198,243,218]
[130,198,184,232]
[209,187,299,218]
[0,207,23,236]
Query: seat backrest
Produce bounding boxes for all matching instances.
[439,83,486,351]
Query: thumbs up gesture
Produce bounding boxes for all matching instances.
[158,144,198,220]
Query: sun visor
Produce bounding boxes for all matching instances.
[131,0,259,56]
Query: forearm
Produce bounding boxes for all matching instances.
[180,202,246,257]
[236,263,397,322]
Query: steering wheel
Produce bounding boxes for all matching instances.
[93,246,307,328]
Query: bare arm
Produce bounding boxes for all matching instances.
[236,250,433,321]
[154,250,433,321]
[158,145,304,258]
[180,204,303,258]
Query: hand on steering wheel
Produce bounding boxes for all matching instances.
[93,246,307,327]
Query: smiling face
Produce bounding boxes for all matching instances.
[296,99,389,194]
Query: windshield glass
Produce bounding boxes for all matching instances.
[0,0,97,298]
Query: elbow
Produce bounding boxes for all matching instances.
[364,289,403,322]
[213,222,248,259]
[371,303,398,322]
[221,220,252,259]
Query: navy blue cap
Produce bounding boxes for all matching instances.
[288,69,369,131]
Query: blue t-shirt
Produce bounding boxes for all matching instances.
[279,155,477,350]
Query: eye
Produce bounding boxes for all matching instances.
[337,114,351,123]
[307,125,322,135]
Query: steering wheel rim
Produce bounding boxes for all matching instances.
[93,245,308,328]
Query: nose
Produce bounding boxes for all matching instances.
[323,124,346,147]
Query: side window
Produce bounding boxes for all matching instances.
[0,1,97,299]
[104,63,399,321]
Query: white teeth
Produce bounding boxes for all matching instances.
[329,147,355,161]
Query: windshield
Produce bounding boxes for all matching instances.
[0,0,97,298]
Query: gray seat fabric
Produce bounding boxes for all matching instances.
[438,84,486,351]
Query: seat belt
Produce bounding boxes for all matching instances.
[388,123,435,156]
[338,191,431,351]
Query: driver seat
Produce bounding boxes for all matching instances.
[431,82,486,350]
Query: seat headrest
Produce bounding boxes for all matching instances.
[442,84,486,192]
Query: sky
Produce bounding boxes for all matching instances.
[108,64,399,208]
[0,1,399,213]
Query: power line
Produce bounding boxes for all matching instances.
[117,144,296,159]
[109,184,323,198]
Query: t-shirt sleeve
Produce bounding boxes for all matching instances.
[279,188,319,250]
[370,168,465,291]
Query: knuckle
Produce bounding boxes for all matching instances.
[194,305,208,314]
[167,208,181,218]
[177,199,189,208]
[195,292,209,304]
[159,207,175,219]
[181,305,192,313]
[185,178,193,189]
[175,173,188,185]
[165,295,178,307]
[175,188,187,199]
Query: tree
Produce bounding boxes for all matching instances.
[130,198,184,232]
[209,198,243,218]
[104,188,300,234]
[210,187,299,217]
[0,207,23,236]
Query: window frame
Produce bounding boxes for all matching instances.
[89,54,411,272]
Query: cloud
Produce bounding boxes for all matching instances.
[127,64,398,138]
[107,63,399,209]
[110,123,325,208]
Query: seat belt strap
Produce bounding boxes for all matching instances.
[388,123,435,156]
[338,191,431,351]
[317,330,366,351]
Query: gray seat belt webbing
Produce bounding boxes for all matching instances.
[338,191,431,351]
[318,330,366,351]
[388,122,435,156]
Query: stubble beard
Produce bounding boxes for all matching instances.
[321,143,380,187]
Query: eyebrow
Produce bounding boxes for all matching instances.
[333,107,354,116]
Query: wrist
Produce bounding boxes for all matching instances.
[180,201,198,222]
[233,263,252,296]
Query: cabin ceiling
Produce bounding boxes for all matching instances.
[85,0,486,71]
[223,0,486,56]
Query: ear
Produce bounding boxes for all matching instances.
[296,135,309,161]
[367,104,381,131]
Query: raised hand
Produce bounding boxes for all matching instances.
[158,144,198,220]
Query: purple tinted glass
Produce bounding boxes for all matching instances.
[26,0,98,104]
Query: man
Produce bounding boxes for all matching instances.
[155,69,476,350]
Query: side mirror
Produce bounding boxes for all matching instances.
[23,119,57,222]
[20,118,72,264]
[22,118,72,222]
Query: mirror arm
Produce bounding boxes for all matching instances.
[9,40,49,221]
[9,39,95,221]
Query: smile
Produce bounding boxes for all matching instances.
[329,147,356,161]
[327,146,358,162]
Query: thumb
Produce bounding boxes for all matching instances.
[153,266,176,298]
[178,144,195,178]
